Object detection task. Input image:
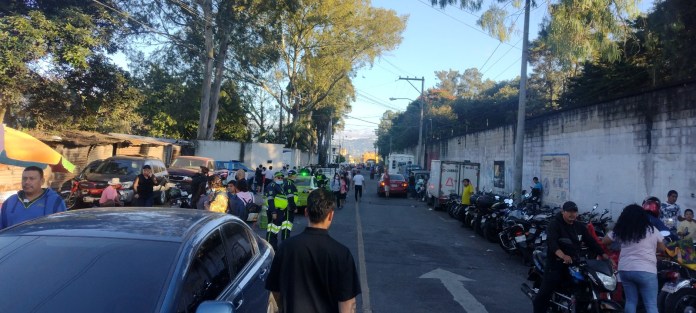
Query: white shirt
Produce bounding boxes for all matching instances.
[353,174,365,186]
[265,169,275,180]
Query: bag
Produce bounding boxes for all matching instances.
[243,197,261,222]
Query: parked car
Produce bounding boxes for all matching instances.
[378,173,409,197]
[0,208,274,313]
[78,155,170,206]
[215,160,252,181]
[293,175,320,210]
[168,156,216,192]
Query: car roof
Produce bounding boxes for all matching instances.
[0,208,233,242]
[176,156,213,161]
[106,155,162,162]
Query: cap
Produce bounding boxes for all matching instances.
[288,170,297,176]
[108,177,121,185]
[142,165,152,170]
[274,171,284,178]
[562,201,578,212]
[200,166,210,173]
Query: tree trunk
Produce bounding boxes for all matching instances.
[197,0,215,140]
[205,36,229,140]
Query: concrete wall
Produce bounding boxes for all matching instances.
[195,140,243,162]
[242,143,284,169]
[429,82,696,218]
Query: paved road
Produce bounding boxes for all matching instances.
[265,178,533,313]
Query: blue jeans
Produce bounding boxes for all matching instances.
[620,270,658,313]
[136,195,154,207]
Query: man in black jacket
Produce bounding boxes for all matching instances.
[533,201,610,313]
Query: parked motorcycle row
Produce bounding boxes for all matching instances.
[440,191,696,313]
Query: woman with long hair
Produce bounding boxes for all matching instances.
[330,173,342,209]
[603,204,667,313]
[205,175,228,213]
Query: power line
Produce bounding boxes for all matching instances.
[492,56,522,80]
[343,114,380,125]
[482,37,522,75]
[416,0,521,50]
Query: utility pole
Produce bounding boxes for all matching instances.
[397,76,425,168]
[513,0,531,198]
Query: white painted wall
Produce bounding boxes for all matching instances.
[434,83,696,219]
[243,143,284,170]
[195,140,243,161]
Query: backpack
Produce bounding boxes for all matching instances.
[226,194,247,221]
[242,197,261,222]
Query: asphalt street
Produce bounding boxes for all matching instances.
[274,178,533,313]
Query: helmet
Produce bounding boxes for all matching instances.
[274,171,284,178]
[288,170,297,176]
[642,196,661,217]
[317,169,323,174]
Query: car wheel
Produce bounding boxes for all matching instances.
[155,190,167,205]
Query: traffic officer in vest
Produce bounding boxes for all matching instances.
[265,171,293,250]
[282,170,299,240]
[315,169,328,189]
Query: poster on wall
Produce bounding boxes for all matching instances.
[493,161,505,188]
[540,154,570,208]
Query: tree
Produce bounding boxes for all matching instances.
[248,0,406,151]
[124,0,287,140]
[0,0,126,123]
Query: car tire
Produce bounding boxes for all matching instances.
[155,190,167,205]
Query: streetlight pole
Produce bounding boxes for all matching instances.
[396,76,425,168]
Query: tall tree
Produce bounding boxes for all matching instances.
[125,0,288,140]
[0,0,126,123]
[248,0,406,150]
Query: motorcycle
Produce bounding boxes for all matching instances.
[521,239,622,312]
[169,185,193,208]
[60,179,81,210]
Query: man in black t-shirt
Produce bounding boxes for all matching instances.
[266,189,361,313]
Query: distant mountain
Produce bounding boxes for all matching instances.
[336,129,377,156]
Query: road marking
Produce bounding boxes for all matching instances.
[420,268,488,313]
[355,200,372,312]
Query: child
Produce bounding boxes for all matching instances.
[677,209,696,240]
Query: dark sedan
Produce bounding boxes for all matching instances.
[0,208,274,313]
[378,173,409,197]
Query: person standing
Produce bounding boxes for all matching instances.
[190,166,209,210]
[205,175,228,213]
[265,171,292,250]
[533,201,609,313]
[461,178,474,205]
[133,165,158,207]
[661,190,682,228]
[266,188,361,313]
[531,177,543,203]
[99,178,122,207]
[330,173,342,209]
[408,172,416,198]
[382,170,391,198]
[352,170,364,202]
[603,204,666,313]
[281,170,299,240]
[1,166,67,229]
[265,166,275,189]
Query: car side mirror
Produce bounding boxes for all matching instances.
[196,301,235,313]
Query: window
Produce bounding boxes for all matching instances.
[95,159,137,175]
[176,230,231,313]
[221,223,254,279]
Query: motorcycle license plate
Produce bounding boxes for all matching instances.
[181,191,188,196]
[481,218,486,223]
[541,233,547,240]
[515,235,526,243]
[529,227,535,233]
[662,283,679,293]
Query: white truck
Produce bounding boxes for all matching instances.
[386,153,415,175]
[427,160,480,209]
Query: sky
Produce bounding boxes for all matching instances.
[340,0,655,141]
[340,0,550,140]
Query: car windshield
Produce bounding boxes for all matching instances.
[171,158,206,169]
[294,177,312,187]
[95,159,138,175]
[0,236,179,313]
[390,174,405,181]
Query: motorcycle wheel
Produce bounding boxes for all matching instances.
[474,216,484,236]
[498,230,515,254]
[65,192,79,210]
[665,288,696,313]
[484,221,499,243]
[464,213,473,229]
